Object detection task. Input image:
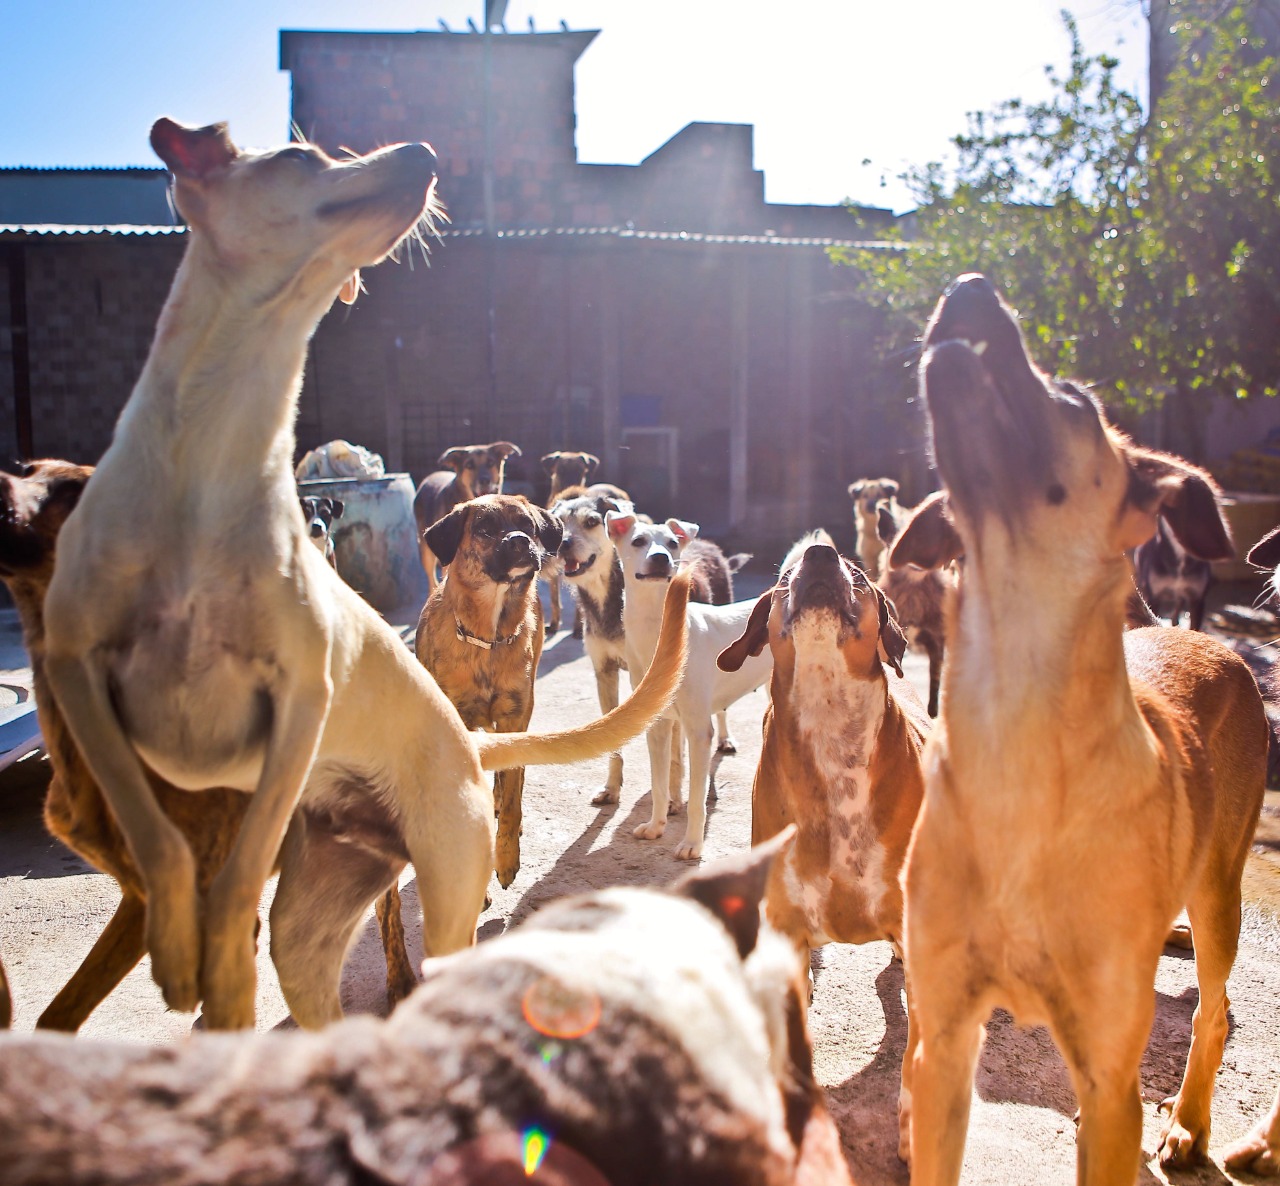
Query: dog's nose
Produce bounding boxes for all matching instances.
[558,537,573,557]
[803,543,840,567]
[503,531,534,554]
[647,551,673,575]
[309,520,327,538]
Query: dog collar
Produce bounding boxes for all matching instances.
[454,616,522,650]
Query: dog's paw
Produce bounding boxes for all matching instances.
[1156,1108,1209,1169]
[634,819,666,841]
[666,798,685,817]
[590,786,621,806]
[1165,922,1194,950]
[897,1091,913,1165]
[495,837,521,889]
[673,836,704,861]
[716,737,738,755]
[1223,1125,1280,1176]
[199,934,258,1030]
[147,894,201,1014]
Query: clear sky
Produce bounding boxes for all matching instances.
[2,1,1147,213]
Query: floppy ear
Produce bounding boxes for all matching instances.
[666,518,700,543]
[890,492,963,570]
[541,451,561,475]
[671,826,796,958]
[329,498,344,520]
[438,447,470,472]
[491,441,522,461]
[882,479,900,498]
[1248,525,1280,570]
[583,453,600,475]
[875,501,900,547]
[873,586,907,678]
[531,506,564,555]
[424,505,470,568]
[718,588,776,672]
[605,510,636,541]
[150,118,238,179]
[1121,445,1233,560]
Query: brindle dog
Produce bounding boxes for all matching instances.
[0,460,415,1028]
[415,494,563,888]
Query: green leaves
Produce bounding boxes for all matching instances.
[834,6,1280,413]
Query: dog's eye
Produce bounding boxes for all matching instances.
[631,538,645,548]
[584,515,601,528]
[279,146,316,166]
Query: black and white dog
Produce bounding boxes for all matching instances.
[299,495,344,569]
[1135,512,1213,630]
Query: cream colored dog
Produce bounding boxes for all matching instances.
[40,119,689,1031]
[897,274,1268,1183]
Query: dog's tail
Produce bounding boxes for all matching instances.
[474,572,690,772]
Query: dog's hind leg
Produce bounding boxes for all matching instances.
[493,694,535,889]
[374,886,418,1009]
[271,817,405,1028]
[715,711,737,755]
[674,719,714,861]
[923,631,944,718]
[590,661,623,806]
[202,676,331,1030]
[42,654,200,1013]
[37,893,147,1032]
[635,718,677,841]
[1156,876,1242,1167]
[1224,1087,1280,1175]
[547,573,562,633]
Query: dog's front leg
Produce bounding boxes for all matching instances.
[547,572,562,633]
[493,693,534,888]
[590,660,623,805]
[634,717,676,841]
[1225,1087,1280,1176]
[43,653,201,1012]
[674,719,714,860]
[202,676,331,1030]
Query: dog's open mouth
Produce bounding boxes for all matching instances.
[562,553,596,579]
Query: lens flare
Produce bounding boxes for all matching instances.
[523,1127,550,1176]
[521,976,602,1041]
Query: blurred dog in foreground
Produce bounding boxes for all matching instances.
[0,832,854,1186]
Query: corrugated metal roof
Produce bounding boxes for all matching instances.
[0,223,901,250]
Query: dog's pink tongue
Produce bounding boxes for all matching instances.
[338,271,362,305]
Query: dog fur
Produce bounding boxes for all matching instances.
[896,274,1268,1183]
[541,452,600,633]
[0,832,853,1186]
[298,494,344,568]
[1135,512,1213,630]
[414,441,521,593]
[0,462,422,1026]
[415,494,563,889]
[607,512,773,860]
[37,120,688,1031]
[848,477,900,577]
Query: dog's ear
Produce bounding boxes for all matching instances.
[425,505,469,568]
[531,506,564,556]
[890,492,963,570]
[848,480,864,500]
[594,495,624,517]
[541,451,561,475]
[1248,526,1280,571]
[1120,444,1234,560]
[583,453,600,475]
[666,518,700,543]
[438,447,470,472]
[872,586,908,678]
[329,498,344,521]
[150,118,238,180]
[672,826,796,958]
[605,510,636,541]
[875,500,900,547]
[491,442,522,461]
[881,479,900,498]
[718,588,776,672]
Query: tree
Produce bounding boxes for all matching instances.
[834,7,1280,422]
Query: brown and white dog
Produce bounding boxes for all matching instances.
[414,441,521,593]
[719,539,926,1159]
[0,832,853,1186]
[897,274,1268,1182]
[298,494,344,568]
[415,494,564,889]
[847,477,901,577]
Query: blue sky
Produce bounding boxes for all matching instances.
[2,1,1147,213]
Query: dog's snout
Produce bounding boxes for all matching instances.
[502,531,534,553]
[803,543,840,567]
[309,520,327,538]
[647,551,673,575]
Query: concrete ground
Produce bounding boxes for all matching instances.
[1,580,1279,1184]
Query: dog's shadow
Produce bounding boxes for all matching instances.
[534,628,585,678]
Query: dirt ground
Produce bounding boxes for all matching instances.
[2,578,1280,1185]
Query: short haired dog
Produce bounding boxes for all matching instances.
[415,494,564,889]
[415,441,521,593]
[298,494,344,568]
[847,477,900,576]
[0,831,854,1186]
[606,512,773,860]
[897,274,1268,1181]
[39,120,688,1031]
[1134,511,1213,630]
[540,450,600,634]
[1220,524,1280,1177]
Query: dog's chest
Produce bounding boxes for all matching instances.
[785,640,889,938]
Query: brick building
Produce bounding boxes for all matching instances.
[2,24,917,546]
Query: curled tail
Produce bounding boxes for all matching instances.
[475,572,690,772]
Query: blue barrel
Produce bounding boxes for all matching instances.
[297,472,427,623]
